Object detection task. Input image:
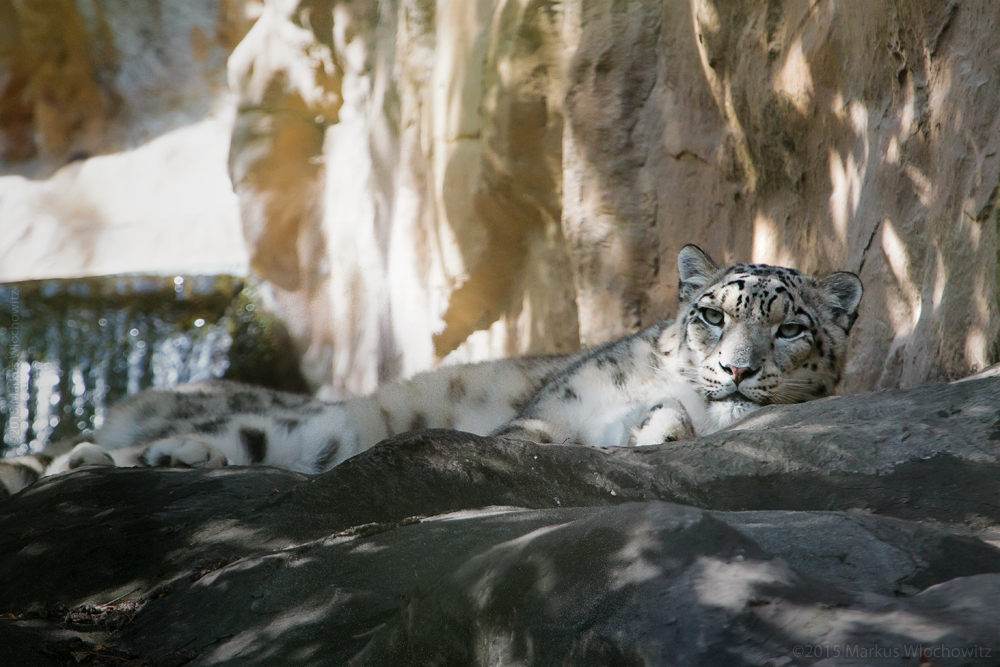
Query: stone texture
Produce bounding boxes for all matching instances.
[2,0,998,394]
[228,0,583,393]
[114,505,1000,665]
[2,377,1000,664]
[0,0,255,280]
[0,110,248,280]
[227,0,1000,395]
[561,0,1000,386]
[712,509,997,597]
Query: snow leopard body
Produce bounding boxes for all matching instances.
[0,245,862,496]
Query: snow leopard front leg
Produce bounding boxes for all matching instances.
[495,396,696,448]
[626,398,697,446]
[492,327,709,448]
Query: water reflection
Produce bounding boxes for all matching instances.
[0,275,240,456]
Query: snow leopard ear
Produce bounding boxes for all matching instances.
[677,244,720,303]
[819,271,863,333]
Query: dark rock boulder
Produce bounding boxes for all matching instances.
[2,378,1000,665]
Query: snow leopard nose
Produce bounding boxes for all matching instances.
[721,364,759,385]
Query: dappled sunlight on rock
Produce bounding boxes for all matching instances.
[773,38,814,115]
[751,212,793,266]
[200,596,345,664]
[607,516,682,589]
[348,541,387,556]
[185,519,272,549]
[931,247,948,312]
[718,440,801,467]
[423,506,531,523]
[3,0,998,395]
[774,602,952,646]
[4,388,1000,662]
[693,556,795,612]
[880,222,916,313]
[466,522,575,610]
[904,164,934,208]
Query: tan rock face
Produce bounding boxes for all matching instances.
[0,0,257,280]
[559,0,1000,390]
[230,0,583,393]
[676,0,1000,393]
[233,0,999,395]
[4,0,994,396]
[0,0,111,163]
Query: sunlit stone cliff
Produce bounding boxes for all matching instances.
[3,0,999,396]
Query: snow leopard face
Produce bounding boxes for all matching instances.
[674,245,862,415]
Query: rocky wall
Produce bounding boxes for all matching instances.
[0,0,257,279]
[231,0,1000,395]
[2,0,997,396]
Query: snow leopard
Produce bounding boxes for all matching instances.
[0,245,862,496]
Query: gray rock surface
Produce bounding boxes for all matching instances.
[712,510,1000,597]
[2,377,1000,664]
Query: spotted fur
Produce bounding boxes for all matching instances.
[496,245,862,446]
[0,246,861,495]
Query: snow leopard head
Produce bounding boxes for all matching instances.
[674,244,863,414]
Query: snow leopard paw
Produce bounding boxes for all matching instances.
[142,438,229,468]
[42,442,116,477]
[628,399,695,446]
[65,442,116,469]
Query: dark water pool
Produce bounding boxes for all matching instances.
[0,275,306,457]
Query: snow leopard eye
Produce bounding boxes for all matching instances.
[699,307,724,326]
[776,322,805,339]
